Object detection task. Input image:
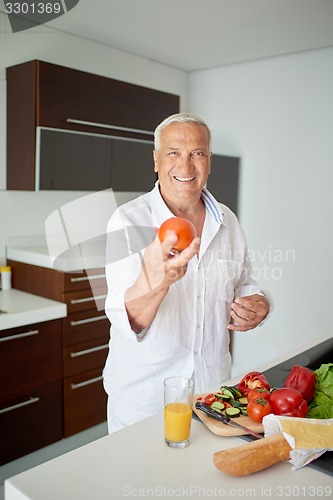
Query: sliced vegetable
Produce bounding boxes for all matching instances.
[211,401,225,411]
[236,371,270,396]
[220,388,234,399]
[269,387,308,417]
[238,397,249,406]
[229,387,243,399]
[215,392,231,401]
[203,393,217,405]
[225,407,241,418]
[284,365,316,403]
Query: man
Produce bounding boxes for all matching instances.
[103,113,271,433]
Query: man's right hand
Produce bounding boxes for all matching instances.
[124,233,200,332]
[141,233,201,292]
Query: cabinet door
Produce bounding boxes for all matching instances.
[62,287,107,314]
[0,320,62,399]
[38,127,157,191]
[63,337,109,378]
[63,268,106,292]
[62,310,109,346]
[63,368,107,437]
[38,61,179,135]
[6,60,179,191]
[0,381,62,465]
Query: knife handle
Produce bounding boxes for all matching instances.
[195,402,229,423]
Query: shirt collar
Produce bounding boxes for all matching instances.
[150,181,225,226]
[201,187,224,225]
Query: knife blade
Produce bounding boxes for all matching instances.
[195,401,263,439]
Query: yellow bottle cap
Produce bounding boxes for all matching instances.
[0,266,11,272]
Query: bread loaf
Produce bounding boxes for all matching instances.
[213,433,292,476]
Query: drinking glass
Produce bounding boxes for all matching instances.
[164,377,194,448]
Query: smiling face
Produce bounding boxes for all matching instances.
[153,121,211,211]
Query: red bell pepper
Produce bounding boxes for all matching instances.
[236,371,270,396]
[269,387,308,417]
[283,365,316,403]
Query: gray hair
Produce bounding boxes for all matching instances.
[154,112,211,152]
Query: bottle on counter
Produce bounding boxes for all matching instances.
[0,266,12,290]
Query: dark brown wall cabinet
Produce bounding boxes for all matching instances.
[6,60,179,190]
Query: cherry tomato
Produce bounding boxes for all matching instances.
[247,398,273,423]
[247,388,270,402]
[158,217,196,252]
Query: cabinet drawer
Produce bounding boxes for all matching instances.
[0,320,62,399]
[63,337,109,378]
[63,268,106,292]
[62,287,107,314]
[63,368,107,437]
[0,380,62,465]
[63,310,109,346]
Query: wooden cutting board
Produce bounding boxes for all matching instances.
[193,394,264,437]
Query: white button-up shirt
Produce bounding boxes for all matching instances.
[103,183,268,432]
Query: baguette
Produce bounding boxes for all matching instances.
[213,433,292,476]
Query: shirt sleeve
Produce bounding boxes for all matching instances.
[104,216,150,340]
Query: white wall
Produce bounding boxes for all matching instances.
[189,47,333,377]
[0,12,188,263]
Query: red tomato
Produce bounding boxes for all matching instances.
[247,398,273,423]
[247,388,270,402]
[158,217,196,252]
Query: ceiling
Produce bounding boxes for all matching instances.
[2,0,333,71]
[44,0,333,71]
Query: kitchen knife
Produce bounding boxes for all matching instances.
[195,401,263,439]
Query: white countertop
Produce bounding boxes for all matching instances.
[0,289,66,331]
[5,335,333,500]
[7,236,106,272]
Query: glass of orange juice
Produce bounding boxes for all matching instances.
[164,377,194,448]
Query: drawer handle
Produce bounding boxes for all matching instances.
[0,329,39,343]
[70,343,109,358]
[67,118,154,137]
[71,375,103,390]
[70,274,106,283]
[0,396,40,414]
[70,314,107,327]
[70,294,106,305]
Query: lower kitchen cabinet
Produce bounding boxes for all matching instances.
[8,260,110,442]
[63,368,107,437]
[0,381,62,465]
[62,335,109,437]
[0,320,63,465]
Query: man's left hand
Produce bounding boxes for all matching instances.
[228,294,269,332]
